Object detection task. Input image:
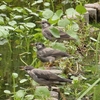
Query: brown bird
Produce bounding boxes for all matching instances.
[35,42,71,67]
[41,20,75,42]
[21,66,72,89]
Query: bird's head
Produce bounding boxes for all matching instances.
[41,20,50,28]
[21,66,33,73]
[35,42,45,50]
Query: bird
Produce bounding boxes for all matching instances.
[35,42,71,68]
[21,66,72,90]
[41,20,75,42]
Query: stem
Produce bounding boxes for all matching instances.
[77,78,100,100]
[51,0,54,12]
[13,77,16,100]
[95,32,100,73]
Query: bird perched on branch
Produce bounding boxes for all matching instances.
[21,66,72,89]
[35,42,71,68]
[41,20,75,42]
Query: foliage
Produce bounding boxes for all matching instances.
[0,0,100,100]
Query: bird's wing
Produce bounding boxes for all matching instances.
[59,30,71,38]
[42,28,54,40]
[33,69,62,81]
[42,48,69,57]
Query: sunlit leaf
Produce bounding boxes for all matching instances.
[4,90,11,94]
[42,9,53,19]
[71,23,79,31]
[51,42,66,52]
[76,5,87,14]
[65,8,79,18]
[20,79,28,83]
[49,27,60,38]
[32,0,43,5]
[34,86,50,99]
[44,2,50,6]
[25,95,34,100]
[67,29,78,40]
[12,73,18,78]
[0,39,8,45]
[0,16,4,25]
[13,15,23,19]
[15,90,25,98]
[0,5,7,10]
[25,22,36,28]
[8,20,17,26]
[52,10,63,20]
[58,18,70,27]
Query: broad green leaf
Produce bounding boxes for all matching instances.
[13,15,23,19]
[51,42,66,52]
[4,90,11,94]
[0,28,9,38]
[0,5,7,10]
[58,18,70,27]
[25,95,34,100]
[20,79,28,83]
[65,8,79,18]
[67,29,78,40]
[8,20,17,26]
[25,22,36,28]
[76,5,87,14]
[0,16,4,25]
[32,0,43,5]
[49,27,60,38]
[34,86,50,99]
[12,73,18,78]
[52,10,63,20]
[44,2,50,6]
[13,7,25,13]
[15,90,25,98]
[0,39,8,45]
[42,9,53,19]
[71,23,79,31]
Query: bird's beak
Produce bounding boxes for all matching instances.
[20,66,25,70]
[35,21,41,23]
[30,43,35,46]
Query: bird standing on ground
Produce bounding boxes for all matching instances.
[41,20,75,42]
[21,66,72,89]
[35,42,71,67]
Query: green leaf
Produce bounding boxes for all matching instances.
[8,20,17,26]
[0,27,9,38]
[4,0,13,3]
[0,16,4,25]
[0,5,7,10]
[25,22,36,28]
[25,95,34,100]
[42,9,53,19]
[65,8,79,18]
[44,2,50,6]
[15,90,25,98]
[0,39,8,45]
[4,90,11,94]
[51,42,66,52]
[20,79,28,83]
[49,27,60,38]
[76,5,87,14]
[52,10,63,20]
[34,86,50,99]
[58,18,70,27]
[12,73,18,78]
[71,23,79,31]
[67,29,78,40]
